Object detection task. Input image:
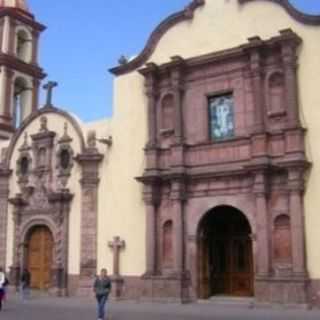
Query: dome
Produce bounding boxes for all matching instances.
[0,0,29,11]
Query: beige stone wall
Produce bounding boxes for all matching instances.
[96,73,147,275]
[110,1,320,278]
[6,112,83,275]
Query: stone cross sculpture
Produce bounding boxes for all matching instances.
[43,81,58,107]
[108,236,125,277]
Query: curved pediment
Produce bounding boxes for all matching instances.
[109,0,205,76]
[239,0,320,25]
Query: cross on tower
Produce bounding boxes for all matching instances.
[43,81,58,107]
[108,236,125,276]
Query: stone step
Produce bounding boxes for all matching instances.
[199,296,255,308]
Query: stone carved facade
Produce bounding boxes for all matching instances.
[137,29,309,304]
[8,116,74,295]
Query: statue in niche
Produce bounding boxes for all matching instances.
[39,115,48,132]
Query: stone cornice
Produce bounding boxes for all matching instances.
[0,7,46,31]
[109,0,205,76]
[238,0,320,26]
[0,53,46,79]
[139,29,301,76]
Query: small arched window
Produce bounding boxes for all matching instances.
[13,77,31,128]
[16,29,31,62]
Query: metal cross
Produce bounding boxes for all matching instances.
[43,81,58,107]
[108,236,125,276]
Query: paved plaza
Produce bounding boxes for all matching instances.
[1,295,320,320]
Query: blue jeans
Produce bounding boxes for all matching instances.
[20,284,30,301]
[96,294,108,319]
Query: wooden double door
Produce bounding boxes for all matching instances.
[199,207,254,298]
[27,226,53,290]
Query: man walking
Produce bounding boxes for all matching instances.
[20,268,31,301]
[93,268,112,320]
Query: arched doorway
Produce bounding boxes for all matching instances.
[198,206,254,298]
[26,226,54,290]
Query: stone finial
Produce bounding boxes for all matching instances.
[118,55,128,65]
[87,130,97,149]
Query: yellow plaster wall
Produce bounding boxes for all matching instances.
[111,1,320,277]
[96,73,147,275]
[6,112,83,275]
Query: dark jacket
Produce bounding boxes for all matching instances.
[93,276,112,297]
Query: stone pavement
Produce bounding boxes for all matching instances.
[1,295,320,320]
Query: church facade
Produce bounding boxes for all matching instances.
[0,0,320,307]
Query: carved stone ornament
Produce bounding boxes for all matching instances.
[56,124,74,188]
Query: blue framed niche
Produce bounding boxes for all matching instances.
[208,93,235,141]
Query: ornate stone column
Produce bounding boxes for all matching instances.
[280,30,301,128]
[247,38,265,134]
[170,178,186,274]
[140,63,158,148]
[2,67,14,119]
[0,168,11,269]
[8,194,27,288]
[76,148,103,278]
[253,170,270,276]
[170,56,185,145]
[31,30,40,65]
[32,78,40,112]
[7,17,16,55]
[287,168,307,276]
[48,190,73,296]
[142,181,160,276]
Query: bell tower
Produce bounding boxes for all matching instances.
[0,0,46,139]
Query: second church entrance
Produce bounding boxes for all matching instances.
[198,206,254,298]
[26,226,54,290]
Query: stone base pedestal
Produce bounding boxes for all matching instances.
[255,275,309,305]
[141,273,192,303]
[111,276,124,300]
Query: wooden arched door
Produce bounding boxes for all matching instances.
[198,206,254,298]
[27,226,54,290]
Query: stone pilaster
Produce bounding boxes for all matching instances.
[170,56,185,145]
[142,181,160,276]
[287,168,307,277]
[280,30,300,128]
[76,150,103,278]
[253,171,270,277]
[48,190,73,296]
[0,168,11,269]
[247,38,265,134]
[142,63,158,148]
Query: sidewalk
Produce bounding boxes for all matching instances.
[1,295,320,320]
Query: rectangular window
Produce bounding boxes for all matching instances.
[208,94,235,141]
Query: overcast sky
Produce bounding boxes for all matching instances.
[27,0,320,122]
